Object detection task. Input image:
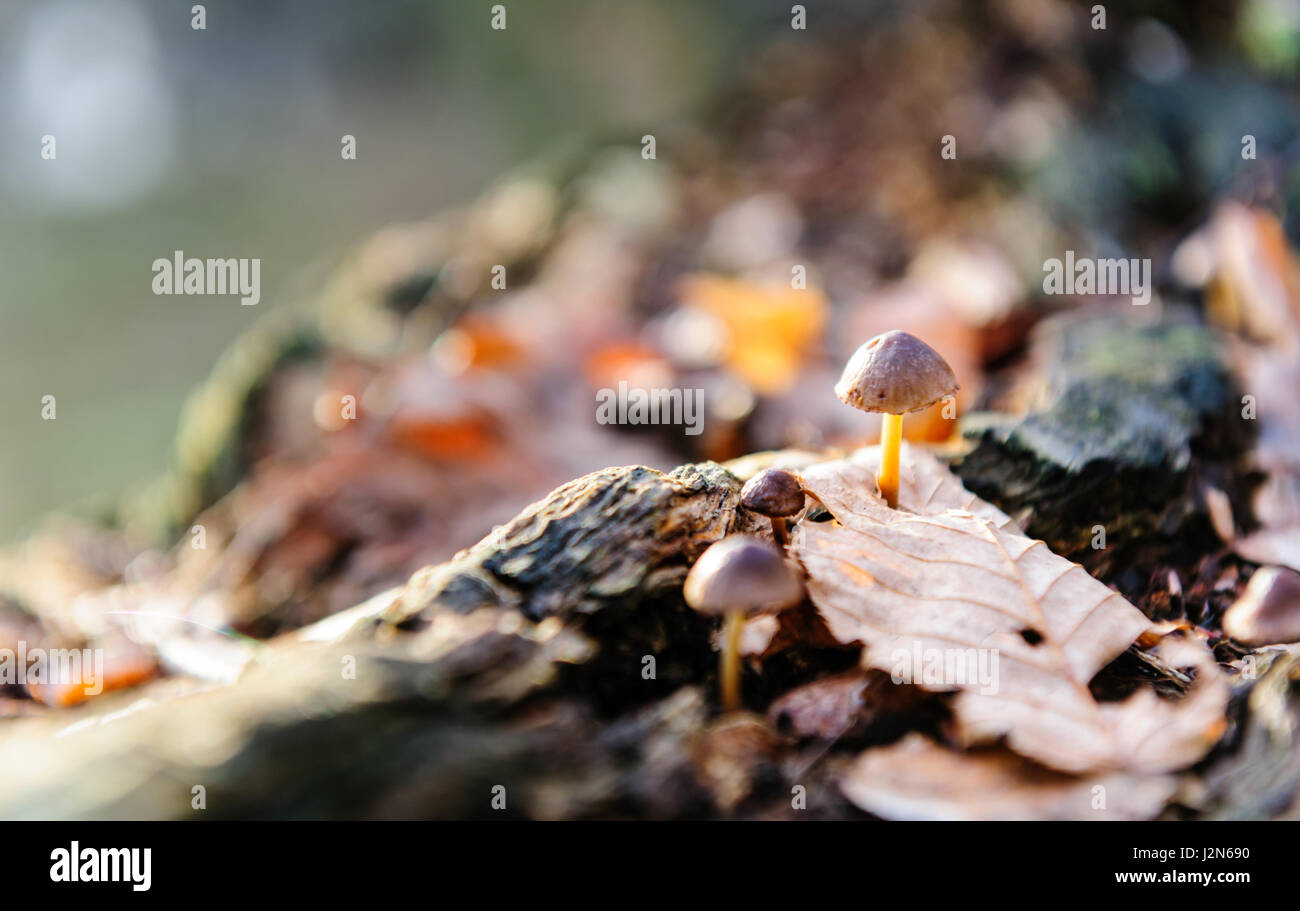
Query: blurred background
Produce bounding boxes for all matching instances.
[0,0,798,540]
[3,0,1300,543]
[6,0,1300,821]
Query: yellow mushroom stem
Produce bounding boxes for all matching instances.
[720,610,745,712]
[878,411,904,508]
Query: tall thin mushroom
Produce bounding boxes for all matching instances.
[684,535,805,712]
[834,330,959,508]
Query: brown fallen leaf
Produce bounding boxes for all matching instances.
[1097,633,1231,772]
[678,274,828,394]
[793,445,1228,774]
[1235,347,1300,478]
[582,341,674,391]
[803,443,1019,530]
[840,733,1178,821]
[1229,344,1300,572]
[1181,203,1300,344]
[767,670,874,740]
[766,668,940,741]
[1235,527,1300,575]
[431,314,528,374]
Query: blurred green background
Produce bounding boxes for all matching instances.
[0,0,796,541]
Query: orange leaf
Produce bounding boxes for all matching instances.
[679,275,827,394]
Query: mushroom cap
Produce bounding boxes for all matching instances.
[683,535,805,617]
[834,330,959,414]
[740,469,805,518]
[1222,566,1300,647]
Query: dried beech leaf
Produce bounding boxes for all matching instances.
[1235,528,1300,575]
[794,446,1228,774]
[841,733,1178,821]
[800,444,1018,531]
[767,670,873,740]
[1192,203,1300,343]
[1093,633,1230,772]
[766,669,936,741]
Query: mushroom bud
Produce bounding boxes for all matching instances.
[834,329,959,508]
[740,468,805,551]
[684,535,805,712]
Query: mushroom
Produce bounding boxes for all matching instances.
[1222,566,1300,647]
[684,535,805,711]
[834,329,959,508]
[740,468,805,551]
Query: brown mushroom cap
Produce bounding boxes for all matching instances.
[683,535,805,617]
[740,469,805,518]
[834,329,959,414]
[1222,566,1300,647]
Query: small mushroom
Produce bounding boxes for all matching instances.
[834,329,959,508]
[684,535,805,711]
[1222,566,1300,647]
[740,468,805,551]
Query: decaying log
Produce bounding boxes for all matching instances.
[381,461,743,624]
[0,462,851,819]
[954,313,1243,557]
[0,456,1290,820]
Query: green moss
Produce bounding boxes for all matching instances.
[953,313,1239,555]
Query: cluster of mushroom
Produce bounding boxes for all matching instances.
[685,330,958,710]
[684,468,807,712]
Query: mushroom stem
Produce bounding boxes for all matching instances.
[720,610,745,711]
[878,412,903,507]
[769,516,789,551]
